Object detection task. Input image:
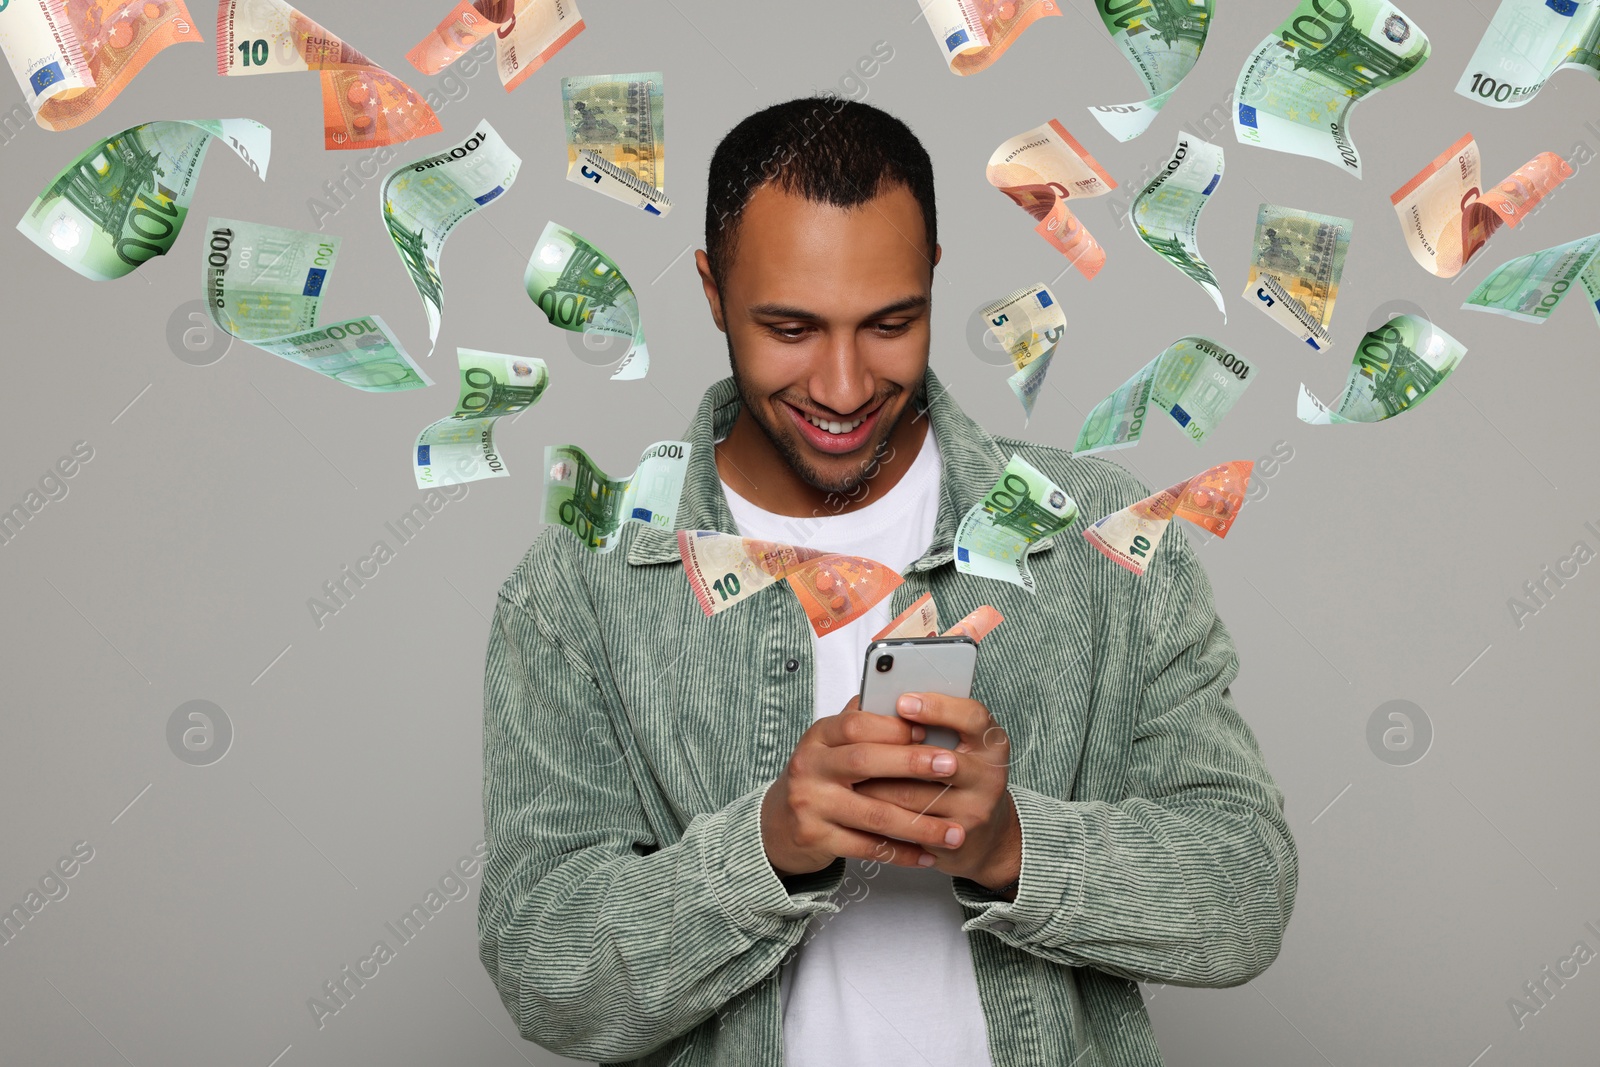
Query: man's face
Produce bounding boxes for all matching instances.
[697,181,940,496]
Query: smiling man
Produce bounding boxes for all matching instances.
[479,98,1298,1067]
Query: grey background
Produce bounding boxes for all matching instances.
[1,1,1596,1064]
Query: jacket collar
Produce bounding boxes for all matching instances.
[625,365,1041,571]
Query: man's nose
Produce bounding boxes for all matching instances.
[808,330,874,416]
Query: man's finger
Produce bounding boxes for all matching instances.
[817,706,919,748]
[895,692,996,744]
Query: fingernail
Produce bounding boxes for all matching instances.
[932,753,956,774]
[898,694,921,716]
[944,826,963,847]
[911,725,926,742]
[917,853,936,867]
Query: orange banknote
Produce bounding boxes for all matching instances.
[987,119,1117,279]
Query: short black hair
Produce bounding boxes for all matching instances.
[704,96,937,292]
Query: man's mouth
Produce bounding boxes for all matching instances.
[783,399,884,455]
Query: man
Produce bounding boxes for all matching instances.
[479,97,1298,1067]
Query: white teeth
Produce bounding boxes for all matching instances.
[805,412,864,435]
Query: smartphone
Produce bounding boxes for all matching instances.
[858,636,977,751]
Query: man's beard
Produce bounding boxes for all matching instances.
[726,335,911,498]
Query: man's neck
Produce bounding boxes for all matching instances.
[715,403,930,519]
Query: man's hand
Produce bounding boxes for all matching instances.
[853,693,1022,893]
[761,695,981,877]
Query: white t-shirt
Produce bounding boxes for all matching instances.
[719,422,995,1067]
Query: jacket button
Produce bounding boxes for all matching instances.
[784,658,800,673]
[991,919,1015,934]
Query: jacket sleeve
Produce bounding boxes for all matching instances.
[477,572,847,1061]
[950,535,1299,987]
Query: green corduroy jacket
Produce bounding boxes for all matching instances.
[478,365,1298,1066]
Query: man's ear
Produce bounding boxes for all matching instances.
[932,242,942,269]
[694,249,727,333]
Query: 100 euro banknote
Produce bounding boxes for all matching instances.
[954,455,1079,593]
[1076,336,1254,454]
[0,0,201,130]
[204,217,431,392]
[1234,0,1430,178]
[1462,233,1600,328]
[1088,0,1213,141]
[1131,135,1226,317]
[526,221,649,379]
[18,118,269,281]
[1456,0,1600,109]
[544,441,689,553]
[415,349,548,488]
[1298,314,1465,424]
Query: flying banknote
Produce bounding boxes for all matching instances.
[217,0,440,150]
[1082,461,1252,576]
[1234,0,1430,178]
[1244,203,1352,350]
[1130,135,1226,317]
[986,120,1117,279]
[955,456,1079,593]
[0,0,200,130]
[381,120,521,359]
[1463,233,1600,330]
[544,441,690,554]
[1087,0,1213,141]
[525,221,649,380]
[1298,314,1465,424]
[1392,134,1572,278]
[1456,0,1600,109]
[415,349,548,487]
[978,282,1066,422]
[562,71,671,216]
[1076,337,1254,454]
[203,217,431,392]
[918,0,1060,75]
[18,118,269,281]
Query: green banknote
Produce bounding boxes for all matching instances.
[1456,0,1600,109]
[415,349,549,488]
[1131,136,1227,318]
[980,282,1066,422]
[525,221,649,380]
[1298,314,1466,424]
[1462,233,1600,327]
[1089,0,1214,141]
[381,120,521,358]
[954,456,1080,593]
[1245,203,1353,351]
[562,71,671,215]
[204,217,431,393]
[18,118,270,281]
[543,440,690,553]
[1234,0,1430,177]
[1076,337,1255,454]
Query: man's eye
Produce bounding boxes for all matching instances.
[874,321,912,335]
[766,324,808,340]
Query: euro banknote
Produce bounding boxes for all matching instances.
[1244,203,1352,350]
[1088,0,1213,141]
[494,0,586,92]
[872,592,1005,643]
[18,118,269,281]
[1082,460,1252,576]
[216,0,440,150]
[1131,136,1226,317]
[415,349,548,488]
[1393,135,1572,278]
[562,71,671,216]
[406,0,514,76]
[919,0,1060,76]
[526,221,649,380]
[1462,233,1600,327]
[382,120,521,359]
[677,531,904,637]
[955,456,1079,593]
[1298,314,1465,424]
[986,120,1117,279]
[544,441,690,554]
[203,217,432,392]
[1456,0,1600,109]
[1234,0,1430,178]
[980,282,1065,421]
[0,0,200,130]
[1076,337,1254,454]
